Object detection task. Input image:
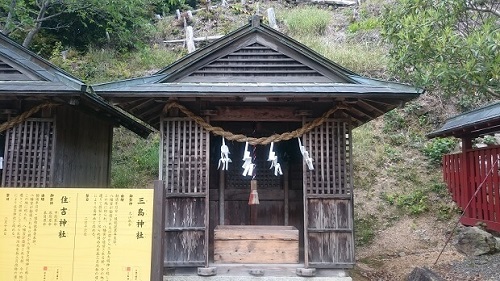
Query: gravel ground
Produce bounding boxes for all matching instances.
[434,252,500,281]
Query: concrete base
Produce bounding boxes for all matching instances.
[164,264,351,280]
[197,267,217,276]
[296,268,316,277]
[164,277,352,281]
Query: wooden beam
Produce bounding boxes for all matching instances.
[210,106,301,121]
[349,104,379,120]
[358,100,386,115]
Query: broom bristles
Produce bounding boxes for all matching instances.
[248,190,259,205]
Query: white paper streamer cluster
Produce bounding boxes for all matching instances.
[217,137,314,174]
[267,142,282,176]
[241,142,255,177]
[298,138,314,170]
[217,138,232,170]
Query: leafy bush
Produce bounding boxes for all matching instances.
[282,7,331,36]
[383,109,406,133]
[422,138,456,166]
[381,190,428,215]
[348,17,380,33]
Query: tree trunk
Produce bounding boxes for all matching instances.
[22,0,49,48]
[3,0,18,35]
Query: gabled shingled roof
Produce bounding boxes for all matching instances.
[93,16,423,129]
[0,33,152,138]
[428,102,500,138]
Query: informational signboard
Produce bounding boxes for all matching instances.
[0,188,156,281]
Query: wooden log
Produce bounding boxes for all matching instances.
[185,26,196,53]
[164,35,223,44]
[298,0,356,5]
[267,8,278,30]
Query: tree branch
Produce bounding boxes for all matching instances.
[466,5,500,18]
[35,11,65,22]
[34,4,93,23]
[468,81,500,98]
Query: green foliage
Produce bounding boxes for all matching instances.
[483,135,497,145]
[293,34,388,75]
[111,129,159,188]
[282,7,331,36]
[457,94,484,112]
[50,44,181,84]
[348,17,380,33]
[354,214,377,246]
[0,0,186,52]
[436,203,460,221]
[383,109,406,133]
[381,189,428,215]
[422,138,457,166]
[381,0,499,99]
[384,145,403,162]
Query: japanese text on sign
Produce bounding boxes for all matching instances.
[0,188,154,281]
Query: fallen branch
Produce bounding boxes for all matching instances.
[297,0,357,6]
[164,35,224,44]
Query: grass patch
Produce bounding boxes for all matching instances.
[111,128,159,188]
[50,45,181,84]
[348,17,380,33]
[281,7,332,36]
[288,34,388,75]
[381,189,428,215]
[355,214,378,246]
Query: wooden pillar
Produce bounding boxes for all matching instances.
[461,137,472,217]
[301,117,309,268]
[219,169,225,225]
[152,180,165,280]
[284,163,289,226]
[204,116,210,267]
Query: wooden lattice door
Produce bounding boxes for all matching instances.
[302,120,354,268]
[1,118,55,187]
[161,117,210,267]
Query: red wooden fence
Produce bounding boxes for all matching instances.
[442,145,500,232]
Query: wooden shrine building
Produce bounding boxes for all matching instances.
[428,102,500,232]
[0,33,152,188]
[94,16,423,277]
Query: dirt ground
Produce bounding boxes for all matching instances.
[351,214,468,280]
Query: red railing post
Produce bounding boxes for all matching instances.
[461,137,473,218]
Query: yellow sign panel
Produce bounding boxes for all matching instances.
[0,188,155,281]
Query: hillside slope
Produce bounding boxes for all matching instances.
[48,0,495,279]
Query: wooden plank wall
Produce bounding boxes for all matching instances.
[2,118,54,187]
[162,117,209,267]
[303,120,354,268]
[52,106,112,187]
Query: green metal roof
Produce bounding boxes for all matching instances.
[93,16,423,129]
[428,102,500,138]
